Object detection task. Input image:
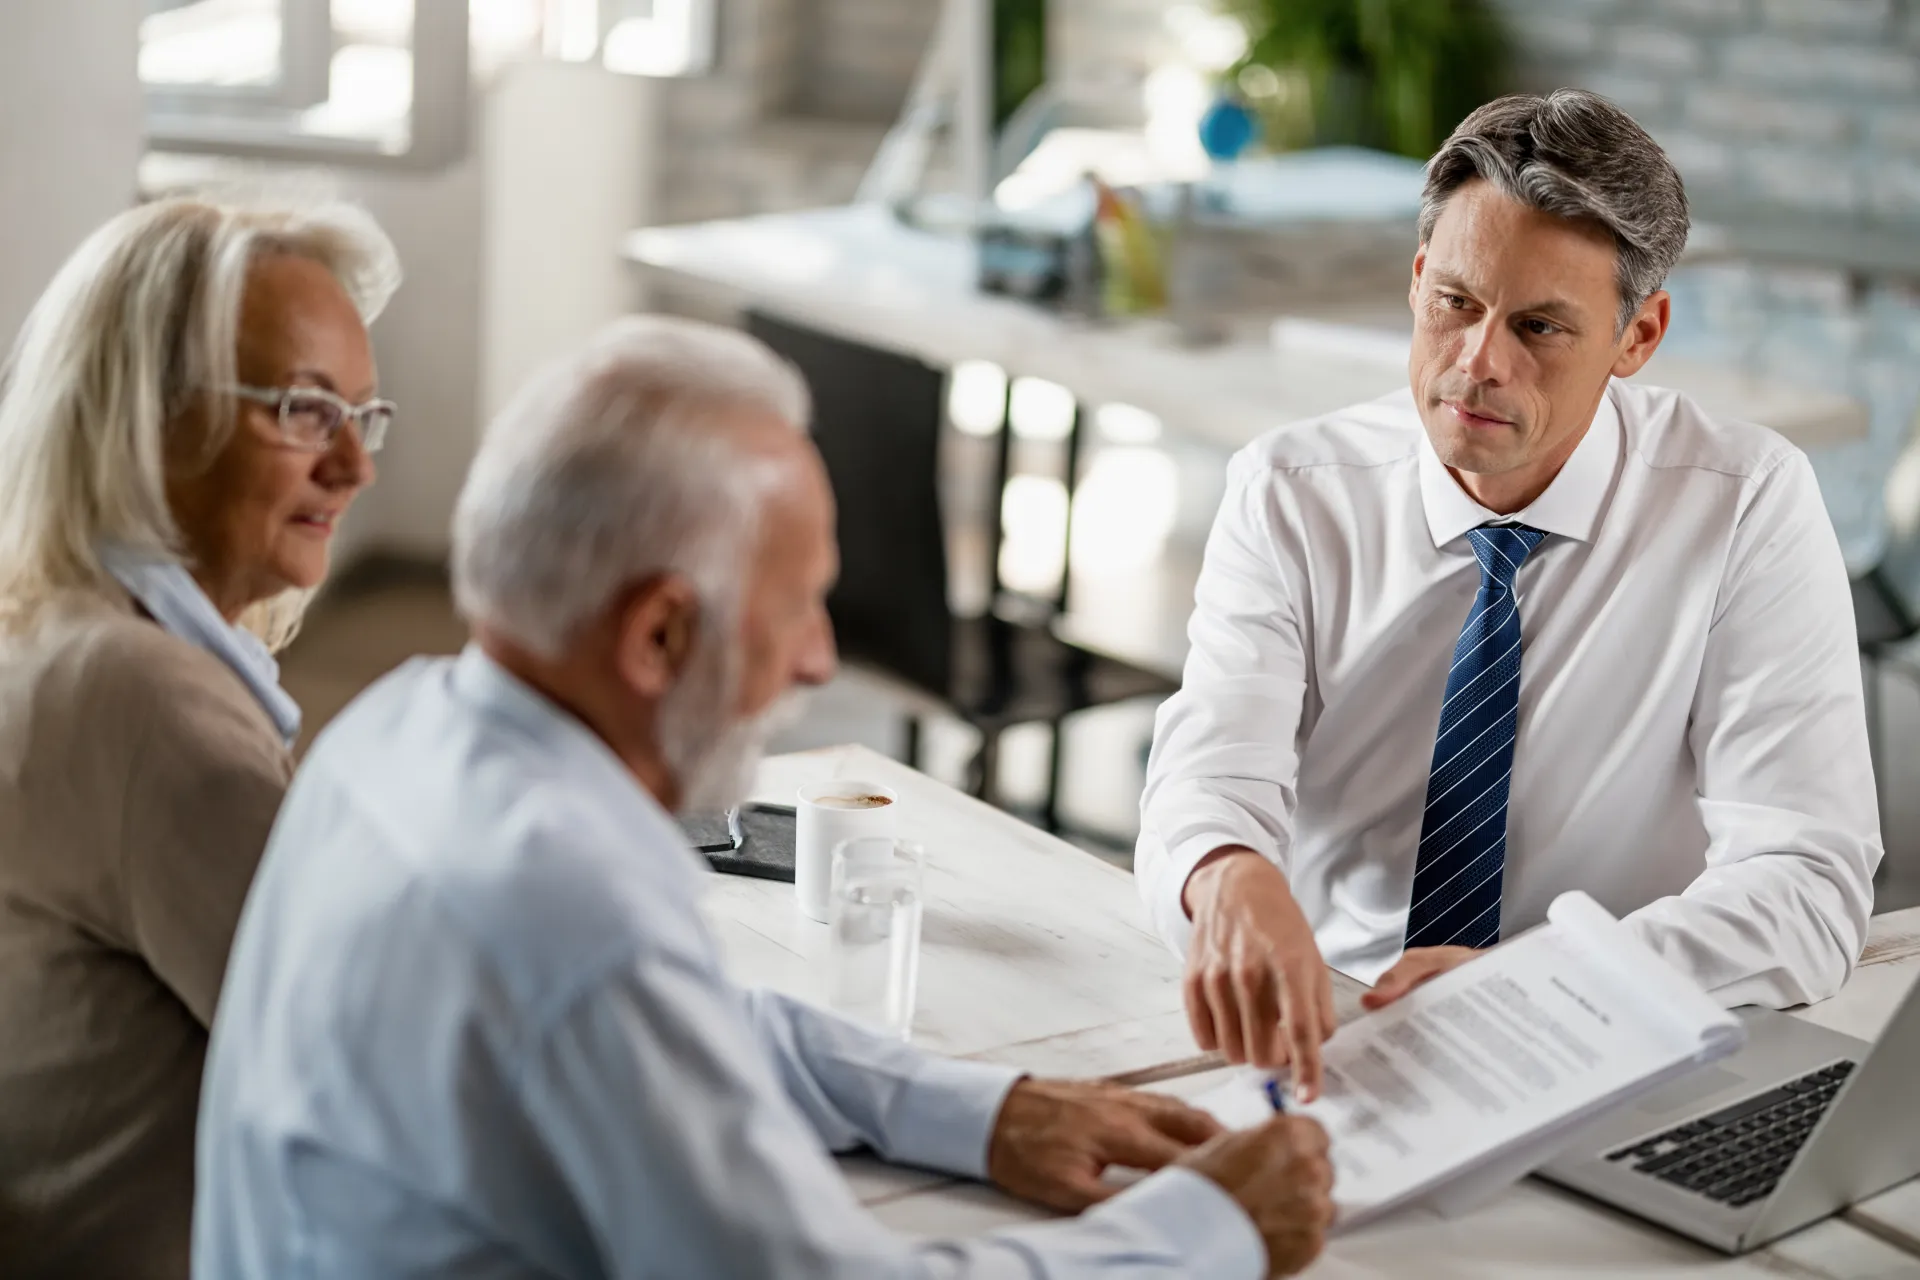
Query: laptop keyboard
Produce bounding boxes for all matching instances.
[1606,1060,1856,1208]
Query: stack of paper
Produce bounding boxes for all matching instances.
[1194,892,1745,1229]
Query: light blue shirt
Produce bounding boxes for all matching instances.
[98,544,301,746]
[194,647,1262,1278]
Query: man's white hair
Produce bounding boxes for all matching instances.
[0,185,400,649]
[452,315,813,659]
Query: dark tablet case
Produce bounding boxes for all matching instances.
[679,803,797,883]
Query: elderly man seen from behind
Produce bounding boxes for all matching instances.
[194,317,1335,1279]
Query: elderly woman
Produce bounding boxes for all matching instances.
[0,192,397,1278]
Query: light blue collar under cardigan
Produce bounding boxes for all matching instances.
[98,545,302,748]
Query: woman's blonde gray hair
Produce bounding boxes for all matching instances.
[0,186,399,649]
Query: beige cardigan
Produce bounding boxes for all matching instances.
[0,592,292,1278]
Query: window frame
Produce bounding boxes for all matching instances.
[144,0,470,171]
[594,0,718,78]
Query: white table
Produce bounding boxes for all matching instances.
[624,204,1869,452]
[860,908,1920,1279]
[1819,911,1920,1259]
[712,749,1920,1274]
[868,1070,1920,1280]
[718,744,1195,1079]
[721,744,1374,1079]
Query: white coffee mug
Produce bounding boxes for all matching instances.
[795,779,898,922]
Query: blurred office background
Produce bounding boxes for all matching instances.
[8,0,1920,895]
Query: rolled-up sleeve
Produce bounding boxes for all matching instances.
[1136,449,1311,955]
[1625,450,1881,1008]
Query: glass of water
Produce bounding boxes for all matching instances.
[828,837,926,1041]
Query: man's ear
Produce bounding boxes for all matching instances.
[1610,289,1671,380]
[1408,243,1428,313]
[612,574,701,699]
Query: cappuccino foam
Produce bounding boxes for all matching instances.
[812,794,892,810]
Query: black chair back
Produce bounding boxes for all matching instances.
[745,311,953,694]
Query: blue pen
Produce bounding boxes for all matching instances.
[1264,1077,1287,1114]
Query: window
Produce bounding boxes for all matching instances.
[141,1,719,170]
[538,0,716,77]
[143,0,469,168]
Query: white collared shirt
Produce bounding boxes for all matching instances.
[1136,380,1881,1009]
[97,545,301,747]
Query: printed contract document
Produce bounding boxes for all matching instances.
[1196,892,1744,1228]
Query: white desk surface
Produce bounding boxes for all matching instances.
[716,744,1193,1079]
[1822,907,1920,1260]
[855,907,1920,1278]
[623,204,1868,452]
[706,768,1920,1280]
[865,1068,1920,1279]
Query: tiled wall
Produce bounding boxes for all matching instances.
[1490,0,1920,565]
[1499,0,1920,228]
[1048,0,1180,123]
[1659,268,1920,570]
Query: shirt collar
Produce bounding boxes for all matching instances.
[1417,386,1622,549]
[447,644,699,869]
[98,545,301,747]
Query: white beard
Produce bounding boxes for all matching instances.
[657,634,803,814]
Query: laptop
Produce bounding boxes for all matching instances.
[1538,969,1920,1252]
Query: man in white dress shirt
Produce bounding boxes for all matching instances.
[1137,90,1881,1098]
[195,316,1335,1278]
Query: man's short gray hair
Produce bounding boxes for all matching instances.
[452,316,812,659]
[1419,89,1690,332]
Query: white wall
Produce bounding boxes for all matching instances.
[0,1,144,349]
[330,147,489,562]
[148,65,659,566]
[2,9,659,570]
[479,61,657,430]
[369,63,656,561]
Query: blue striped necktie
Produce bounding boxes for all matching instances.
[1403,524,1547,951]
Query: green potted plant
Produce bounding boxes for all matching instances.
[1222,0,1509,159]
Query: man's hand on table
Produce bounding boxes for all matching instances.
[985,1078,1223,1211]
[1181,1114,1335,1278]
[1181,848,1337,1098]
[1360,946,1484,1011]
[985,1077,1335,1276]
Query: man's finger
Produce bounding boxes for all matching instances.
[1317,965,1338,1039]
[1279,1113,1331,1157]
[1206,970,1247,1063]
[1232,960,1282,1069]
[1284,970,1325,1101]
[1261,969,1293,1068]
[1053,1170,1119,1210]
[1097,1124,1189,1171]
[1264,1017,1291,1070]
[1360,958,1423,1009]
[1139,1097,1225,1146]
[1361,954,1441,1009]
[1359,972,1402,1010]
[1184,972,1220,1052]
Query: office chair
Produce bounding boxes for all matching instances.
[746,310,1177,833]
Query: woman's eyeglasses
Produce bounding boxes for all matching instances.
[223,383,396,454]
